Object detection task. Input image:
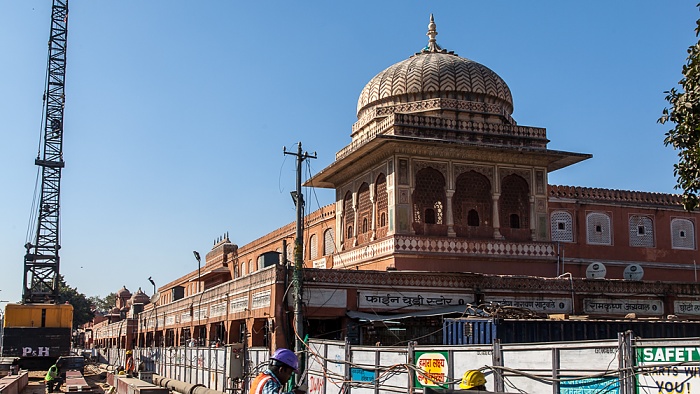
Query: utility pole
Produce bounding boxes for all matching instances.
[283,142,316,383]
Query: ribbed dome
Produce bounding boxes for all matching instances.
[130,287,150,305]
[356,16,513,120]
[116,286,131,297]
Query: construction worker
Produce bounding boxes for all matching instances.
[125,350,135,377]
[250,348,306,394]
[459,370,487,391]
[45,363,62,393]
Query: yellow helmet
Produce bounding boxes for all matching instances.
[126,350,133,355]
[459,370,486,390]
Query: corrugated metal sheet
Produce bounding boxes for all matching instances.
[443,318,700,345]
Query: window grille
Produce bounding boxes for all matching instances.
[249,260,254,273]
[629,215,654,247]
[499,174,529,229]
[309,234,318,259]
[343,191,354,247]
[376,174,388,229]
[671,218,695,249]
[323,228,335,255]
[550,211,573,242]
[241,262,247,276]
[358,182,371,238]
[453,170,491,228]
[586,212,611,245]
[412,167,446,225]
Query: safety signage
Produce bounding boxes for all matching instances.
[637,346,700,393]
[414,351,449,388]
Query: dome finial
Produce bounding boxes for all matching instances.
[423,14,443,53]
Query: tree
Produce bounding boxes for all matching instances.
[88,292,117,313]
[659,4,700,211]
[56,275,94,329]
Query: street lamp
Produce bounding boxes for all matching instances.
[147,277,156,297]
[193,251,201,293]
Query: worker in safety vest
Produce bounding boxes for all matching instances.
[459,370,488,391]
[125,350,135,377]
[250,348,306,394]
[45,363,63,393]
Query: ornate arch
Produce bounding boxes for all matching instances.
[412,167,447,236]
[453,170,493,238]
[499,174,530,241]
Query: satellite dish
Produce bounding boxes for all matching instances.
[623,264,644,281]
[150,292,160,304]
[586,263,607,279]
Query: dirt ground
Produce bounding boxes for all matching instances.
[22,364,110,394]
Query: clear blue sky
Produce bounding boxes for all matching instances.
[0,1,697,305]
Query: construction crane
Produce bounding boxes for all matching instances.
[2,0,74,370]
[23,0,68,304]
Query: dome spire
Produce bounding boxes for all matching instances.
[421,14,451,54]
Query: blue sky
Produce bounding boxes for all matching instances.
[0,1,697,304]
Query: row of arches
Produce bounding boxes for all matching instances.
[412,168,531,240]
[342,174,389,248]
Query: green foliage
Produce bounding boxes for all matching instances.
[659,4,700,211]
[88,292,117,313]
[56,275,94,329]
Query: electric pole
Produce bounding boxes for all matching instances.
[283,141,316,383]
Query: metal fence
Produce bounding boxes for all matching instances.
[306,334,700,394]
[93,334,700,394]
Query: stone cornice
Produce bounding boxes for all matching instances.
[549,185,684,208]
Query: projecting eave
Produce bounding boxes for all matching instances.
[305,137,387,188]
[305,134,591,188]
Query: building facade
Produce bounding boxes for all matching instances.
[92,16,700,351]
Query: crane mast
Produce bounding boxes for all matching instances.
[23,0,69,304]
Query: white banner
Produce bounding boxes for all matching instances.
[485,296,572,313]
[674,300,700,316]
[358,291,471,310]
[583,298,663,315]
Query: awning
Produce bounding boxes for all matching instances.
[347,305,486,322]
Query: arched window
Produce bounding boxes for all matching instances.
[240,261,247,276]
[671,218,695,249]
[586,212,612,245]
[412,167,447,235]
[357,182,371,240]
[453,170,492,236]
[424,208,436,224]
[248,260,254,273]
[323,228,335,255]
[467,210,480,226]
[629,215,654,247]
[343,191,354,248]
[233,264,239,279]
[551,211,573,242]
[510,214,520,229]
[499,174,529,230]
[375,174,388,235]
[309,234,318,259]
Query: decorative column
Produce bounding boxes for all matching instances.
[529,195,536,241]
[446,189,456,237]
[492,193,503,239]
[352,192,358,247]
[337,200,344,251]
[370,186,377,241]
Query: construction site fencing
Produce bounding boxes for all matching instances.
[305,333,700,394]
[96,345,271,393]
[92,334,700,393]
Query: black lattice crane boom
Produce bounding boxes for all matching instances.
[23,0,69,304]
